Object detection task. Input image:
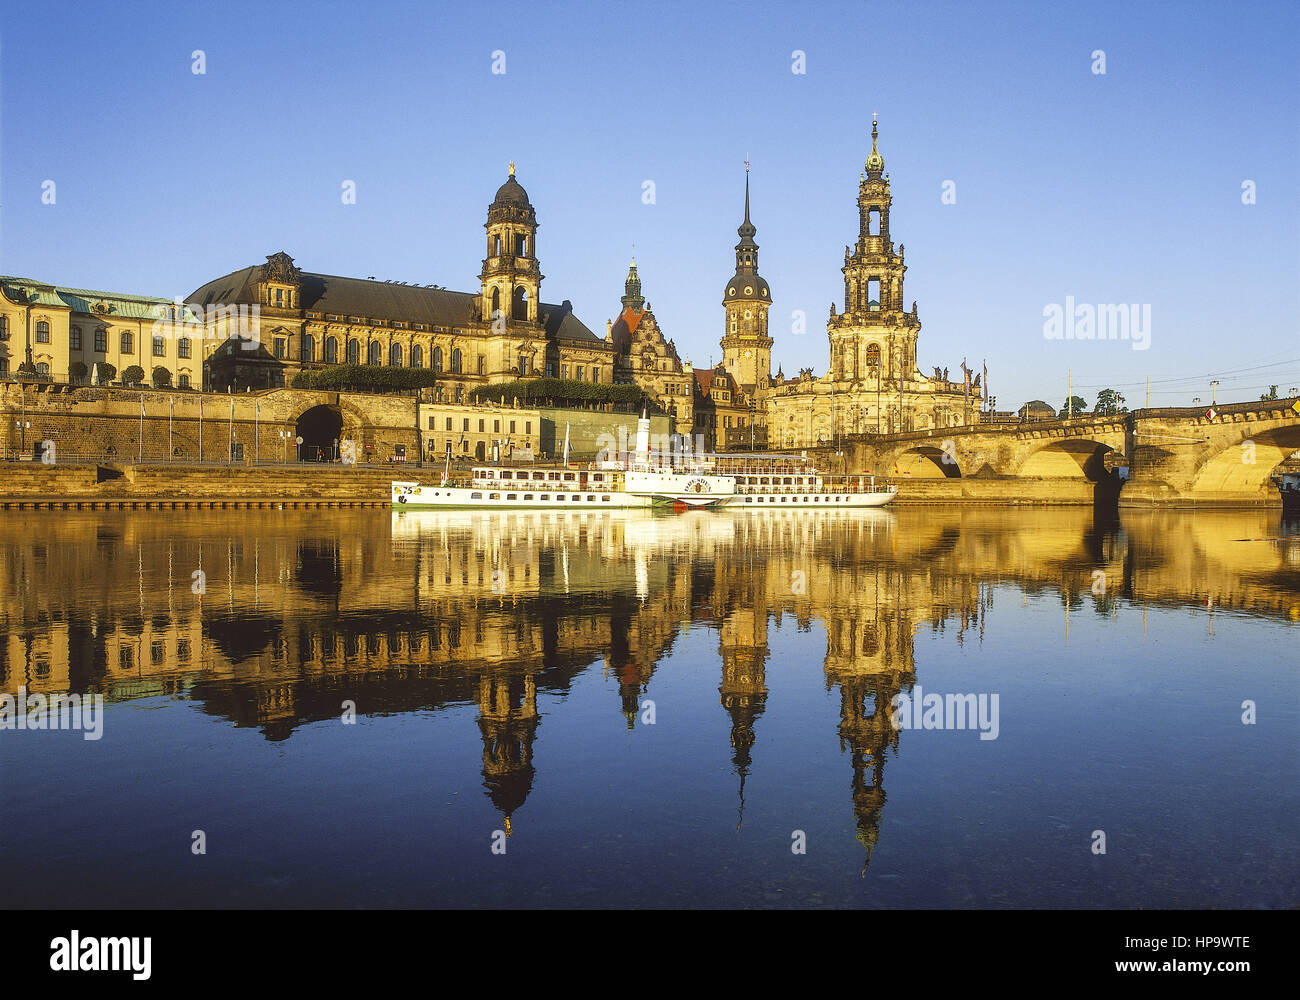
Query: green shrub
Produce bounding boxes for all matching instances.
[291,365,440,391]
[470,377,662,412]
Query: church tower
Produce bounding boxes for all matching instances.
[480,163,543,325]
[829,119,921,396]
[720,163,773,391]
[620,259,644,312]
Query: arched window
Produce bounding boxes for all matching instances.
[450,348,461,373]
[390,343,402,367]
[493,235,501,256]
[178,337,191,359]
[179,374,190,388]
[121,331,134,354]
[368,341,381,365]
[35,321,50,343]
[410,344,422,368]
[346,338,359,364]
[512,286,528,321]
[36,362,50,376]
[865,343,881,368]
[432,346,443,373]
[491,288,500,318]
[455,386,464,403]
[302,335,315,363]
[325,337,338,364]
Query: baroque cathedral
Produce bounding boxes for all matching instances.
[617,118,982,452]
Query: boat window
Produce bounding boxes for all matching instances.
[563,473,576,481]
[587,495,596,501]
[506,493,517,500]
[534,472,545,480]
[601,495,611,501]
[783,477,792,485]
[501,471,512,480]
[557,493,566,500]
[489,493,500,500]
[471,492,482,499]
[548,472,559,480]
[540,494,549,501]
[592,474,603,482]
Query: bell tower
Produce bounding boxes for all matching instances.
[720,162,773,390]
[480,162,543,325]
[829,119,921,388]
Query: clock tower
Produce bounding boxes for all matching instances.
[720,163,773,391]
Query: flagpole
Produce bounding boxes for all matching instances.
[139,394,144,463]
[198,396,203,463]
[255,402,260,464]
[228,394,234,464]
[169,396,174,460]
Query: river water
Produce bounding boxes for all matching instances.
[1,506,1296,908]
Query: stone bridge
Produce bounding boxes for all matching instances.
[826,398,1300,506]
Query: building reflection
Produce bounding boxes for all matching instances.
[0,506,1296,870]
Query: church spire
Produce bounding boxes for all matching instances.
[865,115,885,178]
[621,257,644,312]
[735,160,758,263]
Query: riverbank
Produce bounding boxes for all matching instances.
[0,462,1285,509]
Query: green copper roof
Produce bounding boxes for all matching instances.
[0,276,201,321]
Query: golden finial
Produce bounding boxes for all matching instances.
[508,161,515,176]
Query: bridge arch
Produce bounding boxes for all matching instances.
[1018,439,1115,480]
[894,446,962,479]
[1189,425,1300,497]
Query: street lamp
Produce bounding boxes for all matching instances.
[15,420,29,455]
[1192,397,1201,407]
[1209,380,1220,405]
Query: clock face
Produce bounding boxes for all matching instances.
[744,350,753,358]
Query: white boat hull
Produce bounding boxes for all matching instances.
[391,482,733,509]
[720,488,898,509]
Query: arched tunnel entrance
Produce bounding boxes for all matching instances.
[296,405,343,462]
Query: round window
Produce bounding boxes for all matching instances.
[744,286,753,295]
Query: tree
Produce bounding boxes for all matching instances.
[152,367,172,388]
[1094,388,1128,416]
[96,363,117,384]
[1057,395,1089,420]
[122,365,145,386]
[69,361,88,383]
[1260,385,1279,401]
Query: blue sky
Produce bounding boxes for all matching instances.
[3,0,1297,410]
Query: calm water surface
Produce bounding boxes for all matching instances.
[1,506,1296,908]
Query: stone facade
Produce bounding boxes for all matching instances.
[608,262,694,440]
[190,166,615,394]
[0,280,203,388]
[764,122,980,447]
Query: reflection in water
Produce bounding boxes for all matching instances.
[0,506,1296,899]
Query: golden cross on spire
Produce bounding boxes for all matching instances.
[745,155,750,173]
[508,161,515,176]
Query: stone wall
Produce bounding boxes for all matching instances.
[0,383,419,463]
